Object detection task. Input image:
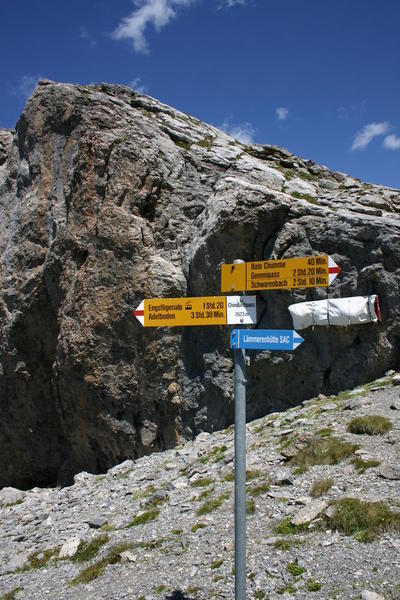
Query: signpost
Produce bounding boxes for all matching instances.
[134,252,341,600]
[230,328,304,351]
[221,254,340,292]
[134,295,257,327]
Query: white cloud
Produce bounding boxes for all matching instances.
[383,134,400,150]
[80,27,96,46]
[276,106,288,121]
[129,77,147,94]
[8,75,41,100]
[351,122,390,151]
[337,100,367,120]
[220,120,255,144]
[112,0,196,54]
[112,0,245,53]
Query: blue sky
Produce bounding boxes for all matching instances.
[1,0,399,188]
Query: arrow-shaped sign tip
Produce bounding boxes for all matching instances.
[293,332,304,349]
[328,256,341,285]
[134,300,145,326]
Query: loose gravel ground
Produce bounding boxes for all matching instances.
[0,375,399,599]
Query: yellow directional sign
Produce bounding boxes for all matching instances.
[134,295,257,327]
[221,255,340,292]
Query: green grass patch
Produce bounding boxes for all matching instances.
[191,523,207,533]
[333,378,391,404]
[253,424,265,434]
[246,469,261,481]
[347,415,392,435]
[254,591,266,599]
[310,478,333,498]
[270,161,295,179]
[185,587,201,598]
[197,486,215,500]
[195,136,215,150]
[197,492,230,516]
[135,540,159,550]
[316,427,333,438]
[155,584,167,594]
[136,107,154,119]
[0,588,24,600]
[133,538,166,552]
[246,499,256,515]
[351,457,381,473]
[286,561,305,576]
[175,139,192,151]
[328,497,400,542]
[364,377,392,390]
[306,578,322,592]
[5,499,23,508]
[17,548,59,572]
[279,433,297,450]
[289,436,358,471]
[191,477,214,488]
[128,508,160,527]
[146,493,169,509]
[247,482,270,497]
[290,191,319,204]
[200,445,227,464]
[223,472,235,482]
[297,170,317,182]
[70,543,132,585]
[274,517,310,536]
[277,583,297,595]
[293,465,308,475]
[131,484,156,501]
[211,559,224,570]
[71,534,109,563]
[273,538,303,550]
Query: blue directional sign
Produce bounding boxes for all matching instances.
[230,329,304,351]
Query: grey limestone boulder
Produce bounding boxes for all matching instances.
[344,397,373,410]
[0,487,25,506]
[392,374,400,386]
[379,462,400,480]
[290,499,328,526]
[1,80,400,488]
[58,537,81,559]
[361,592,385,600]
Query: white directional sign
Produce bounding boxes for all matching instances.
[134,295,257,327]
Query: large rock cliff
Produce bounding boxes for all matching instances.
[1,80,399,488]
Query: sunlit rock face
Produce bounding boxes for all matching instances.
[0,80,399,488]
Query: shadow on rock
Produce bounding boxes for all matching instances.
[164,591,194,600]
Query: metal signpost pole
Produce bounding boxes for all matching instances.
[234,343,246,599]
[232,259,246,600]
